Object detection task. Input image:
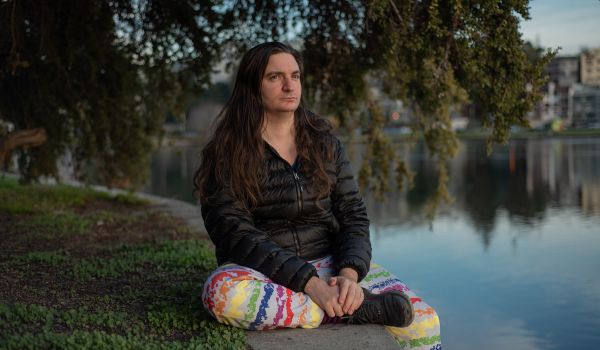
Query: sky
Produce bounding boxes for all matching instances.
[519,0,600,56]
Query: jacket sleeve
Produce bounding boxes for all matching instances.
[200,181,318,293]
[330,137,372,282]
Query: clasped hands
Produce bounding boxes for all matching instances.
[304,267,364,318]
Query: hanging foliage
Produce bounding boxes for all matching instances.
[1,0,554,214]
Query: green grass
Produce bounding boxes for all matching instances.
[0,303,132,333]
[0,177,108,214]
[0,329,245,350]
[0,176,149,214]
[12,250,72,265]
[14,211,94,237]
[0,178,245,349]
[70,239,217,280]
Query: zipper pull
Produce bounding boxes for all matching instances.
[294,172,304,192]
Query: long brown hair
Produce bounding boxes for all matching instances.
[193,42,334,208]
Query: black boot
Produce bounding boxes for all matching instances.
[348,288,414,327]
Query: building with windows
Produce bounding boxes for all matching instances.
[543,56,579,123]
[546,56,580,87]
[580,48,600,86]
[537,50,600,128]
[572,84,600,128]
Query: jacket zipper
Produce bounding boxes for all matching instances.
[264,142,304,256]
[291,225,301,256]
[264,142,304,217]
[292,170,303,215]
[290,167,303,256]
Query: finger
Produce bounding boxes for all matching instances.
[350,290,365,315]
[348,288,362,315]
[328,277,337,286]
[343,286,356,313]
[333,302,344,317]
[325,305,335,318]
[338,281,349,305]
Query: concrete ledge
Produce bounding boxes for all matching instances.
[134,192,208,238]
[246,324,399,350]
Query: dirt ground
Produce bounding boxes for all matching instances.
[0,180,245,349]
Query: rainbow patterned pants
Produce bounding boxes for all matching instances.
[201,256,442,350]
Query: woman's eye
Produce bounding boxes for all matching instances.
[269,75,279,80]
[292,74,300,80]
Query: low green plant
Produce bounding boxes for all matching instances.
[71,240,216,280]
[0,178,146,214]
[0,180,245,349]
[111,193,149,206]
[14,211,94,237]
[0,302,244,349]
[0,179,105,213]
[11,250,71,265]
[1,329,245,350]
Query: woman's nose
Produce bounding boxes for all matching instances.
[282,77,294,91]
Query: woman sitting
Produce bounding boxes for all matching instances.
[194,42,441,350]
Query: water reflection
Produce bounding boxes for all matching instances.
[363,139,600,239]
[145,138,600,237]
[370,207,600,349]
[146,146,201,203]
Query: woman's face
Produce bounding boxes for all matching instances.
[261,53,301,116]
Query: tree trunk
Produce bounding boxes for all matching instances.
[0,128,48,168]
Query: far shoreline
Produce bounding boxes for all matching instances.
[159,128,600,148]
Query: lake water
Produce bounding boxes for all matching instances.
[143,137,600,349]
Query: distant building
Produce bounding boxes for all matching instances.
[529,80,558,128]
[546,56,580,87]
[572,84,600,128]
[543,56,579,123]
[580,48,600,86]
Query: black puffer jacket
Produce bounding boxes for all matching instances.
[200,135,371,293]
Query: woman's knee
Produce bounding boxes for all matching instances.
[410,297,440,325]
[201,266,262,324]
[386,300,441,348]
[202,268,241,315]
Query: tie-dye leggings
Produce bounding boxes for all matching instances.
[201,255,441,350]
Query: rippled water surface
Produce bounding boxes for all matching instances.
[144,137,600,349]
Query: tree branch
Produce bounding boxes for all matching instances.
[0,128,48,168]
[389,0,402,24]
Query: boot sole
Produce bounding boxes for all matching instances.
[363,289,414,327]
